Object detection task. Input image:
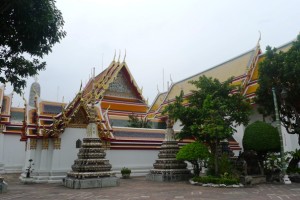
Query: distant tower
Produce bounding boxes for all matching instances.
[28,77,41,107]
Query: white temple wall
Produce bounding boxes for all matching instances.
[0,134,26,173]
[106,150,159,176]
[0,132,4,172]
[52,128,86,172]
[234,106,300,153]
[173,105,300,154]
[19,127,160,182]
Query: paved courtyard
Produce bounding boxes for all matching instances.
[1,174,300,200]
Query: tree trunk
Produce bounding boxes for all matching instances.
[257,154,265,175]
[214,139,219,176]
[191,160,200,176]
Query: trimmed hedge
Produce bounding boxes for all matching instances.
[243,121,280,153]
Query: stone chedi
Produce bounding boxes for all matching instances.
[63,87,119,189]
[147,119,191,181]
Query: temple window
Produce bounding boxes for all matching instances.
[43,105,63,114]
[11,111,24,123]
[76,139,82,148]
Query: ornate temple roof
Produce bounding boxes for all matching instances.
[149,38,296,121]
[242,40,294,100]
[149,44,261,119]
[147,92,167,119]
[83,60,145,104]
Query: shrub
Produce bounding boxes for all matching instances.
[176,142,210,176]
[206,154,233,176]
[192,175,239,185]
[121,167,131,175]
[243,121,280,174]
[243,121,280,153]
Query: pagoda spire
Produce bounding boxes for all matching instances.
[28,77,41,107]
[87,68,98,138]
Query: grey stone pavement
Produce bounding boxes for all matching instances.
[1,174,300,200]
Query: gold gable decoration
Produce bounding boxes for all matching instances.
[68,106,89,128]
[104,69,139,99]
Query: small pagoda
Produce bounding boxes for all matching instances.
[146,119,191,181]
[63,86,119,189]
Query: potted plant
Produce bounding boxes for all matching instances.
[121,167,131,179]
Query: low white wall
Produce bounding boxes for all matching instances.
[51,128,86,172]
[21,127,160,182]
[1,134,25,173]
[106,149,159,176]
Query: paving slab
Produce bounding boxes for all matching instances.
[0,174,300,200]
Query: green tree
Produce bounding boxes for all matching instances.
[176,142,210,176]
[243,121,280,174]
[256,34,300,144]
[127,113,151,128]
[0,0,66,93]
[164,76,251,175]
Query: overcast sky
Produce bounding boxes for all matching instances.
[8,0,300,107]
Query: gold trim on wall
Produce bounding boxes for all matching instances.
[53,138,61,149]
[42,138,49,150]
[30,138,37,150]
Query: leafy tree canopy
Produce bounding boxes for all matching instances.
[163,75,251,175]
[0,0,66,93]
[176,141,210,176]
[256,34,300,143]
[164,76,251,143]
[176,142,210,161]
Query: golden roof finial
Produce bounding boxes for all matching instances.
[257,31,261,46]
[117,49,121,62]
[123,49,126,63]
[79,80,82,92]
[104,105,111,116]
[113,49,116,62]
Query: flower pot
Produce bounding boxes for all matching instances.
[122,174,130,179]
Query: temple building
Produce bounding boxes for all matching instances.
[0,56,191,182]
[148,38,299,155]
[0,37,299,182]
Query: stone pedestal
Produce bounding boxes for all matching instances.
[0,177,8,193]
[19,177,34,184]
[63,138,119,189]
[63,176,119,189]
[146,140,191,182]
